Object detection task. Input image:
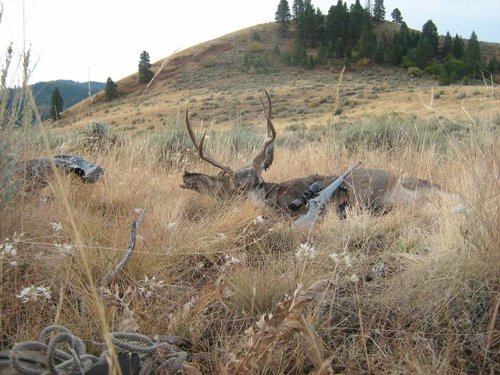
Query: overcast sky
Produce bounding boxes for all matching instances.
[1,0,499,85]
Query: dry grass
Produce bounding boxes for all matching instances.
[49,22,500,137]
[1,93,499,373]
[1,19,499,374]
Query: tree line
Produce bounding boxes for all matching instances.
[274,0,497,84]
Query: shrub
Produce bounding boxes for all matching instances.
[407,67,423,78]
[425,61,444,77]
[251,30,261,42]
[201,55,218,68]
[356,57,371,67]
[147,127,192,167]
[284,123,306,132]
[248,41,263,53]
[216,126,262,156]
[331,115,466,153]
[443,57,472,83]
[279,51,292,65]
[438,71,451,86]
[73,122,122,152]
[242,52,273,74]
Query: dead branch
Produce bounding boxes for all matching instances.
[100,209,146,288]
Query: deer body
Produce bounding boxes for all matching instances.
[262,174,335,211]
[181,91,441,218]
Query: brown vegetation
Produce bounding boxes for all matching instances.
[1,22,499,375]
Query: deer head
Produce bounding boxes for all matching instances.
[181,90,276,199]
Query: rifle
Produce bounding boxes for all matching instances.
[294,161,362,228]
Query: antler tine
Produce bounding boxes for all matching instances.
[185,108,234,176]
[261,89,274,136]
[198,132,234,175]
[253,90,277,174]
[185,109,200,149]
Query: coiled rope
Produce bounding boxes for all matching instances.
[9,325,190,374]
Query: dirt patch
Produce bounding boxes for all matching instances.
[154,42,233,81]
[96,42,234,99]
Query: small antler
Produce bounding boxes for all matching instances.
[185,109,234,176]
[253,90,276,175]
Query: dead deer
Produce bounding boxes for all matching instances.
[181,91,441,218]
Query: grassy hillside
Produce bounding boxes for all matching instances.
[1,22,499,374]
[49,23,499,139]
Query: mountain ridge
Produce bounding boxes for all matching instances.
[31,79,105,120]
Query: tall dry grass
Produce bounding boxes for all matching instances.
[1,96,498,373]
[0,39,499,372]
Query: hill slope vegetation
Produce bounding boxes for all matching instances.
[0,14,499,375]
[53,21,498,137]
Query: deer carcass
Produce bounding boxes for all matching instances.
[180,91,441,218]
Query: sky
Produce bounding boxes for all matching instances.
[1,0,499,85]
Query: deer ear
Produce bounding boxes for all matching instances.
[262,144,274,171]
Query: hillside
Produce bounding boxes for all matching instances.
[48,21,500,137]
[1,18,499,375]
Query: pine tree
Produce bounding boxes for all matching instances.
[487,56,497,74]
[326,1,348,55]
[334,37,346,58]
[409,36,433,68]
[466,31,482,68]
[316,43,328,64]
[391,8,402,23]
[348,0,366,46]
[314,8,325,44]
[138,51,154,84]
[344,48,352,68]
[105,77,118,101]
[442,31,453,57]
[291,38,308,66]
[296,0,320,46]
[358,21,377,59]
[374,41,385,63]
[452,34,465,59]
[50,87,64,120]
[275,0,292,36]
[422,20,439,55]
[373,0,385,22]
[389,22,410,65]
[292,0,304,20]
[365,0,372,15]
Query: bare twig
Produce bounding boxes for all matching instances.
[100,209,146,287]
